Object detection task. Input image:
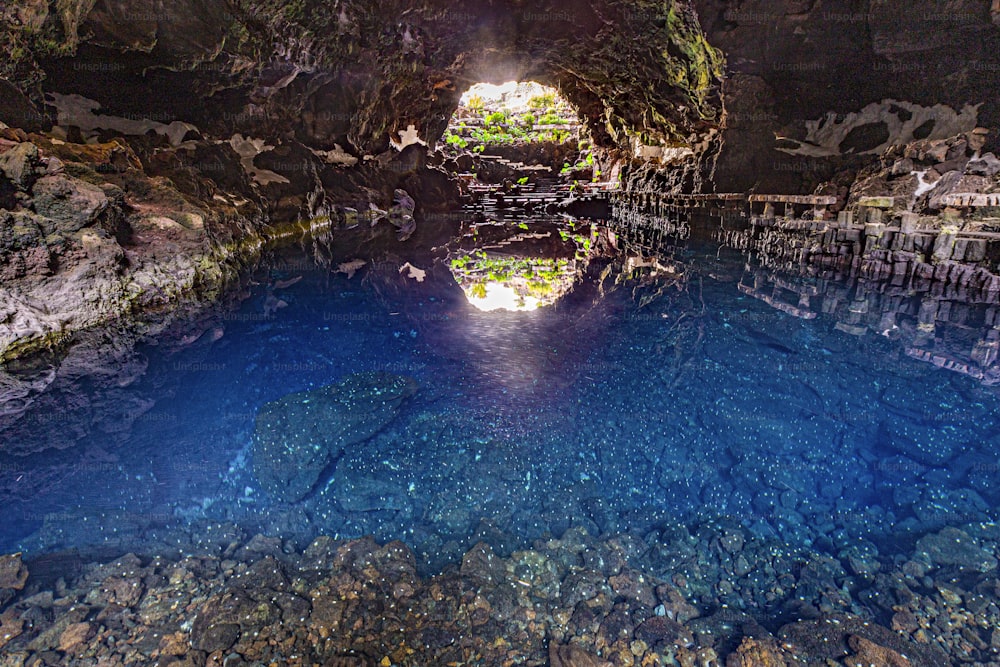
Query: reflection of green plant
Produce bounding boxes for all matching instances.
[526,280,554,296]
[517,177,529,185]
[518,222,529,230]
[470,283,487,299]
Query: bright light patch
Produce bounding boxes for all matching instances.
[449,254,578,312]
[459,81,566,115]
[467,283,541,312]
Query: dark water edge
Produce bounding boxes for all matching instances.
[1,220,1000,664]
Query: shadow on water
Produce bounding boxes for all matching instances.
[0,209,999,579]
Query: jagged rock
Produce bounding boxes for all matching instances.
[914,527,998,572]
[0,142,41,191]
[778,616,948,667]
[549,643,612,667]
[844,635,910,667]
[966,153,1000,176]
[726,637,788,667]
[193,622,240,653]
[880,418,960,466]
[57,622,92,653]
[634,616,693,647]
[251,372,417,502]
[29,174,110,235]
[0,553,28,590]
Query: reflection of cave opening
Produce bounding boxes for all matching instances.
[448,218,596,312]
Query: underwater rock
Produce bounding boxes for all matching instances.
[725,637,789,666]
[0,552,28,591]
[777,616,948,667]
[914,527,998,572]
[881,418,960,466]
[844,634,911,667]
[549,643,613,667]
[251,372,417,502]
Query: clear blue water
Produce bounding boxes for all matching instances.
[2,219,999,575]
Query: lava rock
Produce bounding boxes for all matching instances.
[0,553,28,590]
[966,153,1000,177]
[0,142,42,191]
[252,372,417,502]
[549,643,612,667]
[880,418,960,466]
[193,622,240,653]
[30,174,111,235]
[914,527,997,572]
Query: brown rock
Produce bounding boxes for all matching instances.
[159,631,190,656]
[0,609,24,649]
[549,643,613,667]
[844,635,911,667]
[57,622,92,652]
[634,616,694,647]
[0,553,28,590]
[726,637,788,666]
[608,568,656,607]
[461,542,502,583]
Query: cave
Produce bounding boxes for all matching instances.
[2,1,1000,665]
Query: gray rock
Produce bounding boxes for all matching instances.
[966,153,1000,177]
[914,527,997,571]
[251,372,417,502]
[193,622,240,653]
[30,174,110,235]
[880,418,960,466]
[0,142,41,191]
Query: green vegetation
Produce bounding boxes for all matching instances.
[466,94,485,112]
[528,93,557,110]
[441,85,578,152]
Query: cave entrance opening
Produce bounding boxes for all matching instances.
[438,81,596,185]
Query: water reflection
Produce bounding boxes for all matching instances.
[446,215,593,311]
[2,208,1000,571]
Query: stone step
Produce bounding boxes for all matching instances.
[940,193,1000,207]
[749,194,837,205]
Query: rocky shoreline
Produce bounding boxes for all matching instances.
[1,518,998,666]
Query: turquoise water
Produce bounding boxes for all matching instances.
[1,217,998,577]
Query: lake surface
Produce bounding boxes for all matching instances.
[2,214,998,579]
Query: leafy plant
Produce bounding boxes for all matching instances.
[466,94,484,112]
[484,111,509,128]
[528,93,556,110]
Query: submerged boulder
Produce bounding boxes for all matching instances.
[251,372,417,502]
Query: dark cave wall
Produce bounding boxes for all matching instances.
[3,0,1000,196]
[694,0,1000,193]
[1,0,725,159]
